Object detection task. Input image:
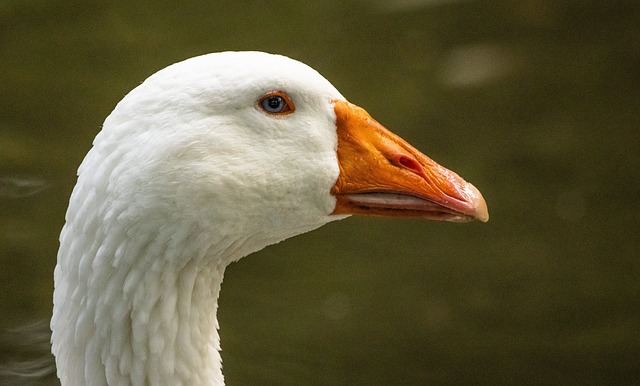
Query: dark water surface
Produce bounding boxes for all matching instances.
[1,1,639,384]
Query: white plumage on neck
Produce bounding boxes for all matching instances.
[52,52,348,385]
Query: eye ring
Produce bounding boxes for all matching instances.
[258,91,295,115]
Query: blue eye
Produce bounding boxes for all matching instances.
[262,96,285,113]
[259,91,294,115]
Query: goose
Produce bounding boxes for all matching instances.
[51,51,488,386]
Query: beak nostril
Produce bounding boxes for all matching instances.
[395,154,423,175]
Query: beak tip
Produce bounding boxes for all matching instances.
[466,182,489,222]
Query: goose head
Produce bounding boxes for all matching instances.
[52,51,488,386]
[84,51,486,260]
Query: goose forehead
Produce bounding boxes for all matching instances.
[148,51,344,100]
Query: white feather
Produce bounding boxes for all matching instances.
[52,51,350,385]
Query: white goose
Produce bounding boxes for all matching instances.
[51,51,488,386]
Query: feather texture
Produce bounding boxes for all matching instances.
[52,52,347,385]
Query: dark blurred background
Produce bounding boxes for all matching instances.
[1,0,639,385]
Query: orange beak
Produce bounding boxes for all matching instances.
[331,100,489,223]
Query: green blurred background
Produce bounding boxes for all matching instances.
[1,0,639,384]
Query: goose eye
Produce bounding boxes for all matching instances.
[259,91,295,115]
